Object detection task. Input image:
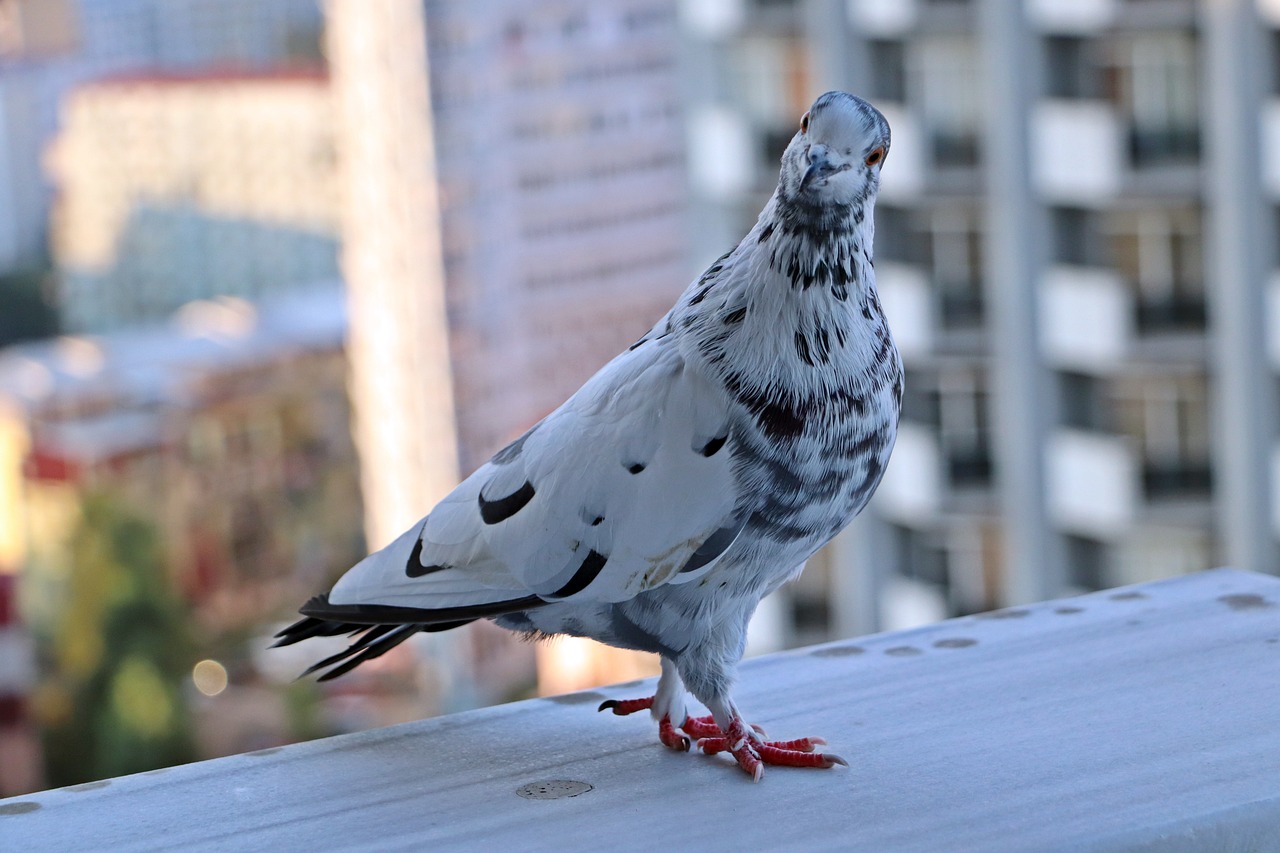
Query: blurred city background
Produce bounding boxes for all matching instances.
[0,0,1276,794]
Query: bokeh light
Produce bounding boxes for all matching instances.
[191,660,228,697]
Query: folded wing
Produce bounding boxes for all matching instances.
[316,339,745,624]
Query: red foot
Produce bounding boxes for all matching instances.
[600,696,846,779]
[697,719,847,781]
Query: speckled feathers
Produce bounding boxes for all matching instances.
[278,93,903,728]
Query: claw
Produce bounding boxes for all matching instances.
[598,696,654,716]
[658,715,690,751]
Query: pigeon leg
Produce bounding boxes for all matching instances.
[598,657,693,751]
[598,657,846,777]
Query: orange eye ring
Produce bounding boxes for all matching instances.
[865,146,886,167]
[800,111,810,134]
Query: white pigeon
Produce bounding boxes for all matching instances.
[276,91,902,780]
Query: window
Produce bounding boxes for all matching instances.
[930,207,984,330]
[1045,36,1097,100]
[900,366,993,489]
[1113,374,1212,501]
[1108,207,1205,334]
[900,367,940,426]
[1273,30,1280,96]
[868,39,907,103]
[875,205,929,266]
[1113,31,1201,167]
[1065,534,1107,591]
[1058,371,1112,432]
[918,35,981,168]
[1051,207,1108,267]
[893,523,950,590]
[937,367,992,489]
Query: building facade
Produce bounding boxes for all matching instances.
[47,69,340,332]
[0,0,325,278]
[685,0,1280,641]
[325,0,691,700]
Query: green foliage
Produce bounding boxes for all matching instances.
[35,495,197,786]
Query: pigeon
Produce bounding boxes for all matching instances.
[274,91,902,781]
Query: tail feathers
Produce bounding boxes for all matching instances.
[275,592,547,681]
[304,623,421,682]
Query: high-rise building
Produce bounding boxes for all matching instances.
[684,0,1280,641]
[325,0,690,700]
[47,69,339,332]
[328,0,690,545]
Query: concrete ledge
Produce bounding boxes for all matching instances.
[4,569,1280,852]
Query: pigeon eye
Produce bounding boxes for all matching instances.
[800,111,809,134]
[865,146,885,167]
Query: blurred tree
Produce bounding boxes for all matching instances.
[34,495,197,786]
[0,263,58,347]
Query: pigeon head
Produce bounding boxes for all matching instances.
[780,91,890,207]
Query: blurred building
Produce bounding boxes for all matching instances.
[47,69,339,332]
[0,0,324,278]
[72,0,323,70]
[325,1,689,699]
[683,0,1280,639]
[0,284,363,631]
[0,284,368,787]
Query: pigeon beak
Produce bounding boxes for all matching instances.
[799,151,841,192]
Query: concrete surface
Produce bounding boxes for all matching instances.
[3,568,1280,852]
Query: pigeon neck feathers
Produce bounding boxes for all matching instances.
[673,183,885,398]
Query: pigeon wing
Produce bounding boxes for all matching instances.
[324,338,744,620]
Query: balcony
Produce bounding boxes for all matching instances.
[4,569,1280,850]
[846,0,919,35]
[876,263,933,362]
[1047,427,1138,538]
[1039,265,1129,371]
[875,421,943,521]
[875,105,925,201]
[1025,0,1116,32]
[1032,100,1123,203]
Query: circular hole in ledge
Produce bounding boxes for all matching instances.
[516,780,594,800]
